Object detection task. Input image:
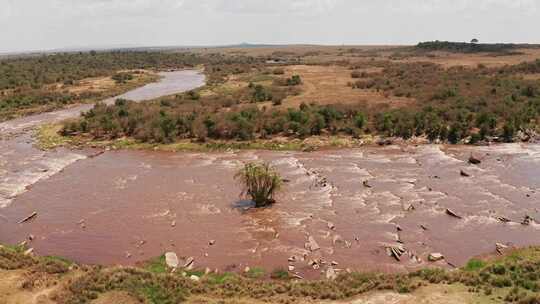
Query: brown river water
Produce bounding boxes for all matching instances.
[0,71,539,278]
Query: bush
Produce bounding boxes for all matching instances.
[235,162,282,208]
[286,75,302,86]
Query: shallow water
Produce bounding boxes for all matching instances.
[0,70,205,207]
[0,145,538,277]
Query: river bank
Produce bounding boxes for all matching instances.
[1,244,538,303]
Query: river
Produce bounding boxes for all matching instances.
[0,71,538,278]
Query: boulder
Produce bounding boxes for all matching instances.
[428,253,444,262]
[23,248,34,256]
[522,215,534,226]
[496,243,509,255]
[445,209,462,219]
[385,245,406,261]
[306,236,320,252]
[460,170,471,177]
[165,252,179,268]
[190,275,200,282]
[469,155,482,165]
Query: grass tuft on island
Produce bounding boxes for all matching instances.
[1,244,539,303]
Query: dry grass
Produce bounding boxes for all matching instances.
[277,65,414,108]
[388,48,540,68]
[194,45,540,69]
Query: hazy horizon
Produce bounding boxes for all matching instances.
[2,0,539,53]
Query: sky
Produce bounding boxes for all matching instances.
[1,0,539,53]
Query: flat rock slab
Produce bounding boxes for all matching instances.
[165,252,179,268]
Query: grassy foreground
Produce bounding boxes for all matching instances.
[1,244,538,304]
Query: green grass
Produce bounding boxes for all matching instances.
[464,259,487,272]
[144,255,168,274]
[205,272,236,285]
[270,268,289,280]
[245,267,266,279]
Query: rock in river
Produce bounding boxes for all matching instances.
[165,252,179,268]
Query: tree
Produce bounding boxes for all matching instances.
[235,162,282,208]
[471,38,479,44]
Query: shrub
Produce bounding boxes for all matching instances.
[235,162,282,208]
[286,75,302,86]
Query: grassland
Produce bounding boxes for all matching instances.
[1,244,538,303]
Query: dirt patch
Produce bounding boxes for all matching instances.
[279,65,414,108]
[91,291,141,304]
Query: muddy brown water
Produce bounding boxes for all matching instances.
[0,71,539,278]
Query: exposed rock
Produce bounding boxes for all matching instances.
[125,252,132,259]
[445,209,462,219]
[165,252,179,268]
[205,267,211,275]
[362,180,372,188]
[171,221,176,227]
[190,275,200,282]
[327,222,336,230]
[288,256,297,263]
[385,245,406,261]
[244,266,250,273]
[288,265,295,271]
[428,253,444,262]
[184,257,195,269]
[28,234,35,241]
[496,243,509,255]
[306,236,320,252]
[521,215,534,226]
[209,240,216,246]
[497,216,512,223]
[404,204,415,211]
[460,170,470,177]
[331,261,339,266]
[469,155,482,165]
[420,224,428,231]
[23,248,34,256]
[18,212,38,224]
